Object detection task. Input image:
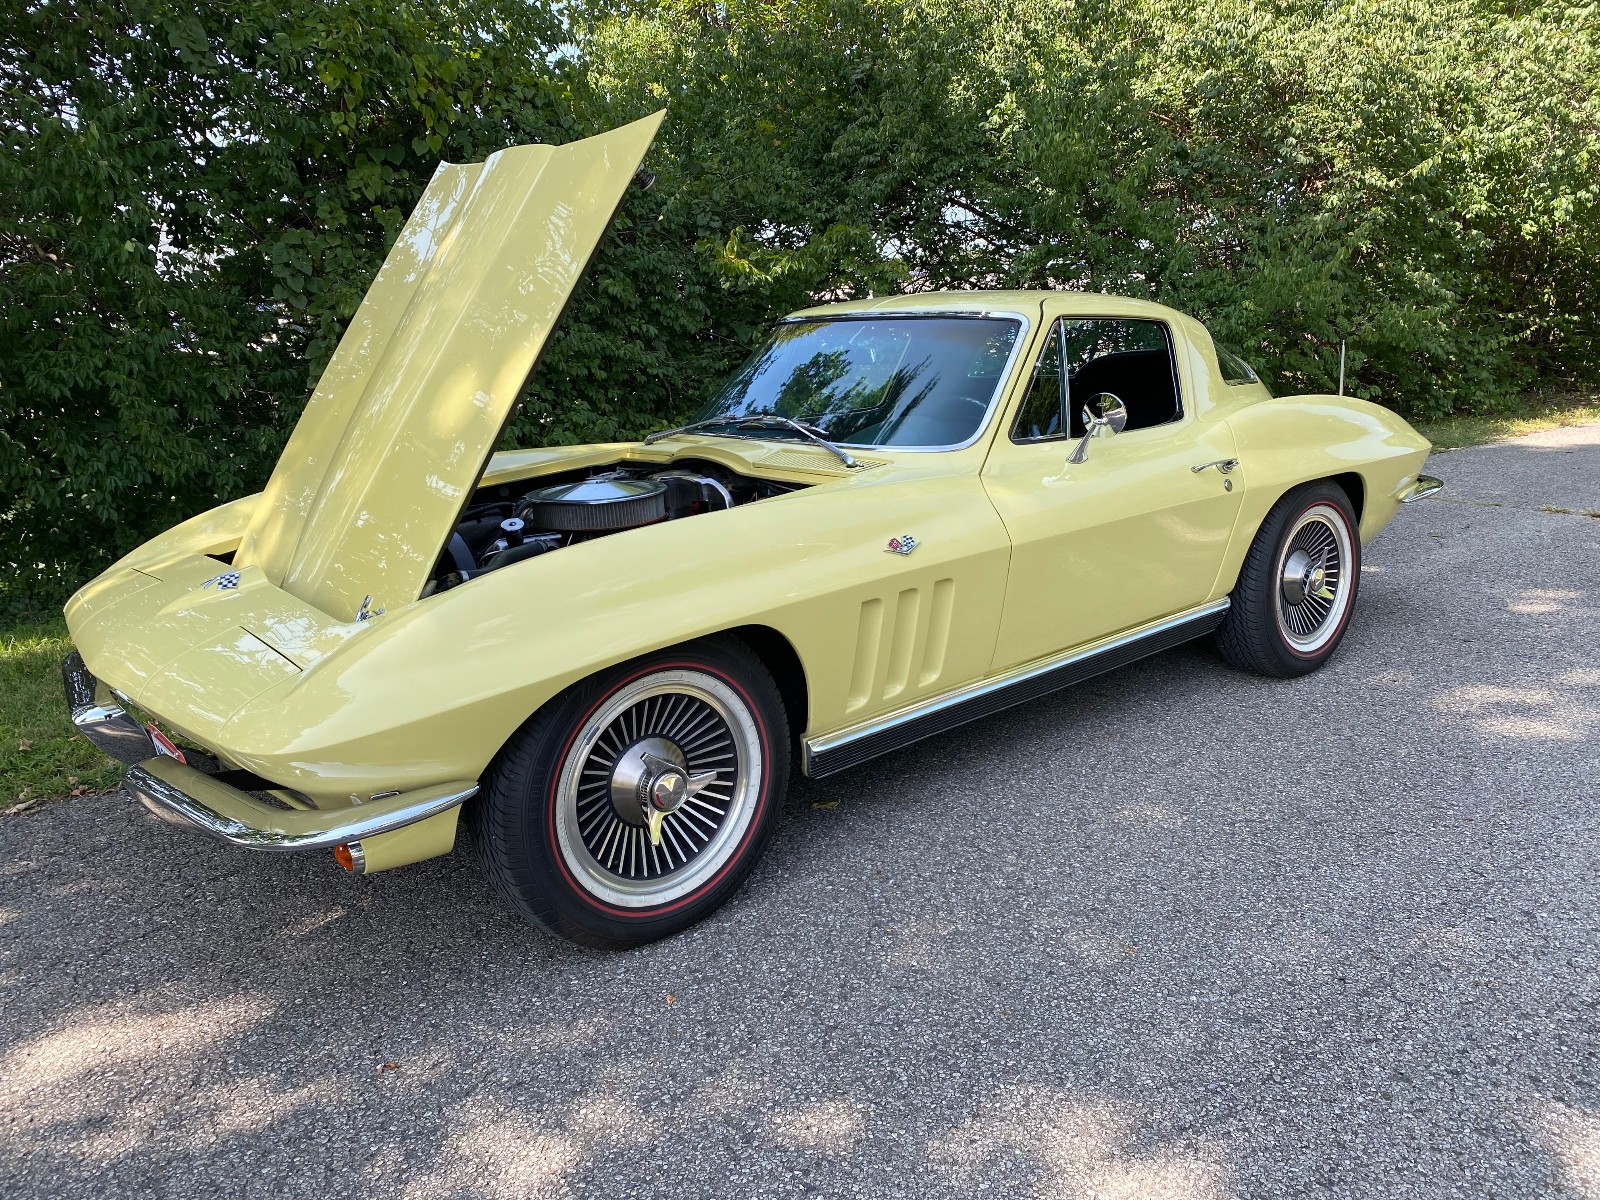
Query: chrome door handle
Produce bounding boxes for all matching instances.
[1191,458,1239,474]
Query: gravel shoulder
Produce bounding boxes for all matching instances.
[2,425,1597,1199]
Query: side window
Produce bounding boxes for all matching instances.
[1060,318,1182,435]
[1010,321,1065,442]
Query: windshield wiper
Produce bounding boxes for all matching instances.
[644,414,859,468]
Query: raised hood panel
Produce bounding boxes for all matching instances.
[235,111,665,621]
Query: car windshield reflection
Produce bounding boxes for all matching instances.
[694,315,1022,449]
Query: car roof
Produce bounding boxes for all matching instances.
[788,290,1192,324]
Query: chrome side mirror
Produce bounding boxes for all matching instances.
[1066,393,1128,464]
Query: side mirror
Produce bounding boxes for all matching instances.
[1066,392,1128,464]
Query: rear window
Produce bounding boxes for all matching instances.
[1216,345,1263,387]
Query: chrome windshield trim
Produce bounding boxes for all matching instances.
[804,598,1231,775]
[779,308,1031,323]
[62,651,155,766]
[124,760,477,852]
[660,311,1032,455]
[1399,474,1444,504]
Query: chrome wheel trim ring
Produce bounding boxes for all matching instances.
[553,670,761,909]
[1274,502,1354,653]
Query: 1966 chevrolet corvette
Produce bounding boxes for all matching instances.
[62,113,1442,946]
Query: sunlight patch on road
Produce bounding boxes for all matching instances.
[1506,588,1585,616]
[1113,801,1188,830]
[401,1086,683,1197]
[1555,669,1600,688]
[1432,683,1597,743]
[931,1087,1235,1199]
[769,1098,868,1152]
[0,994,283,1160]
[1530,1101,1600,1198]
[405,1116,584,1199]
[1,995,273,1098]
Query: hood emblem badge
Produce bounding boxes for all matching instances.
[201,571,241,591]
[885,535,918,556]
[356,594,386,623]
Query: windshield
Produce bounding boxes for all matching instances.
[693,316,1022,449]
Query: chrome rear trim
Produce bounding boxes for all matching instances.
[62,651,155,766]
[125,759,477,853]
[803,599,1231,778]
[1399,474,1444,504]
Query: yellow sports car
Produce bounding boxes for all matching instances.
[62,114,1442,947]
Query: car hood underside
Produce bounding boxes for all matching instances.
[231,112,664,623]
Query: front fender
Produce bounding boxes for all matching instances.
[219,466,1011,802]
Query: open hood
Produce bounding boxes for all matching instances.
[234,111,665,621]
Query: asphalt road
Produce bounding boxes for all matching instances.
[3,425,1598,1199]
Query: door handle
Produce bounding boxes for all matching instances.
[1191,458,1239,474]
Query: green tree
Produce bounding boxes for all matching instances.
[583,0,1600,412]
[4,0,1597,611]
[1,0,575,604]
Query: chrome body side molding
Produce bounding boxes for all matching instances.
[1399,474,1444,504]
[802,599,1231,778]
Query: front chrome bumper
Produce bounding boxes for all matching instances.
[62,650,157,765]
[1399,473,1445,503]
[125,759,477,852]
[64,651,477,853]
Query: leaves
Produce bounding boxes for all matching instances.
[4,0,1597,613]
[1,0,573,606]
[579,0,1600,416]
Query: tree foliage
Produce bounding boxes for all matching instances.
[2,0,577,603]
[584,0,1600,409]
[3,0,1597,606]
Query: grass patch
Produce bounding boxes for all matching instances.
[1416,394,1600,450]
[2,618,123,806]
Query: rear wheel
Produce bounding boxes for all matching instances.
[469,636,788,948]
[1215,482,1361,678]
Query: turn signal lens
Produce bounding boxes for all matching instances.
[334,844,356,872]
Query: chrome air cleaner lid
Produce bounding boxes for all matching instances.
[518,477,668,532]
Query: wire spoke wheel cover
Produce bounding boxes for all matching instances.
[553,669,762,908]
[1274,503,1354,654]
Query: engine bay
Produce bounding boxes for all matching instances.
[428,459,802,593]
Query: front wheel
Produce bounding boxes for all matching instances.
[469,637,789,948]
[1214,482,1361,678]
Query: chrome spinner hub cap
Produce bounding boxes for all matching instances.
[650,769,687,814]
[1280,548,1329,607]
[609,736,690,823]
